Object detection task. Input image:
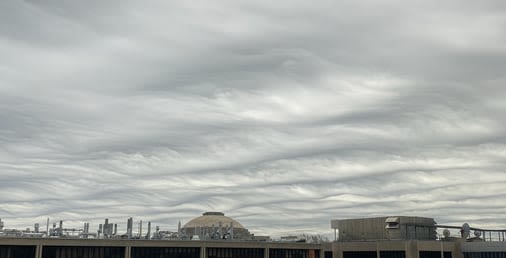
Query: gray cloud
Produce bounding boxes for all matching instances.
[1,0,506,237]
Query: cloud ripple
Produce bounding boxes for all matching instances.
[1,0,506,237]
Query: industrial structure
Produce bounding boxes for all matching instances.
[1,214,506,258]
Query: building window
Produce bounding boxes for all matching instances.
[269,249,319,258]
[207,247,264,258]
[420,251,452,258]
[0,245,37,258]
[344,251,377,258]
[380,251,405,258]
[42,246,124,258]
[464,252,506,258]
[131,247,199,258]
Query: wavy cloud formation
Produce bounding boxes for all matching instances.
[1,0,506,237]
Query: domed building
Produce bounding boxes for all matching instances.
[181,212,252,240]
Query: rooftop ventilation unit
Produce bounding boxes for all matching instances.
[443,229,451,238]
[461,223,470,238]
[385,217,400,229]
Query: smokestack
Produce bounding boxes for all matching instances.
[59,220,63,236]
[104,219,109,238]
[127,217,133,239]
[83,223,89,239]
[146,222,151,239]
[139,220,143,239]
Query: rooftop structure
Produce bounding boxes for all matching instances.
[331,216,437,241]
[1,215,506,258]
[181,211,253,240]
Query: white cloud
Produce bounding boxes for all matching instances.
[0,0,505,238]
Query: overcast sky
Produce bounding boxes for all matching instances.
[1,0,506,238]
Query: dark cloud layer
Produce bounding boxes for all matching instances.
[1,0,506,237]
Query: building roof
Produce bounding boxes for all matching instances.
[182,212,246,229]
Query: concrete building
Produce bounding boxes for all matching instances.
[329,216,506,258]
[182,212,253,240]
[1,215,506,258]
[0,238,324,258]
[331,216,437,241]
